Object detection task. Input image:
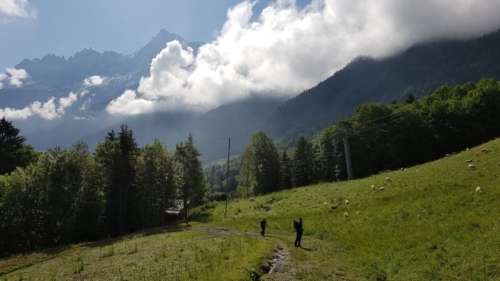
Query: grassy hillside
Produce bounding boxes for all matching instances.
[1,139,500,280]
[208,139,500,280]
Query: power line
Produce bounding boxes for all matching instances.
[289,111,419,165]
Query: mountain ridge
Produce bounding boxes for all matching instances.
[262,29,500,139]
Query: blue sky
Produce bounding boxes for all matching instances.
[0,0,310,70]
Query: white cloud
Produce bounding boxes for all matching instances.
[83,75,104,86]
[106,89,155,115]
[0,73,6,89]
[0,0,37,20]
[104,0,500,115]
[74,116,95,120]
[30,98,59,120]
[79,90,89,97]
[57,91,78,114]
[0,68,29,87]
[7,68,28,87]
[0,106,33,120]
[1,90,88,120]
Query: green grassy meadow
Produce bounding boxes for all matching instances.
[2,139,500,280]
[0,228,274,281]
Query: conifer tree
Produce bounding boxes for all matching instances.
[293,136,314,187]
[0,117,36,175]
[246,131,282,195]
[280,150,293,189]
[95,124,139,236]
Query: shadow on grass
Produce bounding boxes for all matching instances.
[301,247,314,251]
[0,244,73,277]
[83,224,190,248]
[261,235,283,239]
[188,211,212,222]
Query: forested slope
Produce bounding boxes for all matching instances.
[263,30,500,139]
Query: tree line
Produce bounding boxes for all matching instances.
[207,78,500,197]
[0,123,205,256]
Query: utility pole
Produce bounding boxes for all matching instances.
[290,160,297,188]
[225,138,231,218]
[245,159,249,198]
[343,130,353,180]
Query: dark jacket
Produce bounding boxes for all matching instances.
[295,220,303,232]
[260,220,268,228]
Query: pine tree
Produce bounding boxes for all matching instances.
[0,117,36,175]
[247,131,282,195]
[280,150,293,189]
[95,124,139,237]
[293,136,314,187]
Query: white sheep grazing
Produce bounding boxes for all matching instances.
[345,200,350,205]
[465,159,473,163]
[468,164,476,170]
[267,198,274,204]
[262,205,271,210]
[249,198,255,201]
[379,187,385,191]
[386,177,392,182]
[343,212,349,218]
[476,186,483,193]
[334,188,339,191]
[323,202,328,206]
[401,167,404,171]
[356,211,360,214]
[371,184,376,190]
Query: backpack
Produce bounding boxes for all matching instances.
[293,220,298,230]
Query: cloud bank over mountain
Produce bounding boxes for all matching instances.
[107,0,500,116]
[0,73,99,120]
[83,75,104,86]
[0,90,88,120]
[0,68,29,89]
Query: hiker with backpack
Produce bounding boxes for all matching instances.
[294,217,303,247]
[260,218,269,236]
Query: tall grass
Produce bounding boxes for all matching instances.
[0,230,274,281]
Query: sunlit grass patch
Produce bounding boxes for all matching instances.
[0,229,274,281]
